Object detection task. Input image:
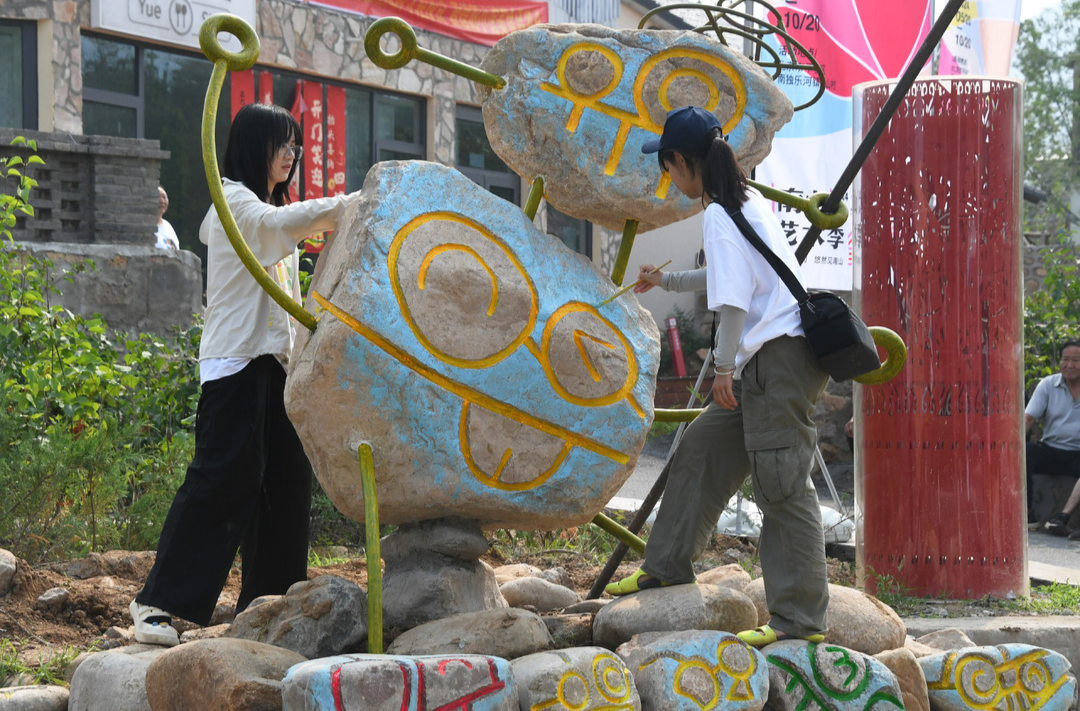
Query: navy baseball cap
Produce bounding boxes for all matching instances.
[641,106,724,155]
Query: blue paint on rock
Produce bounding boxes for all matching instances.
[919,644,1076,711]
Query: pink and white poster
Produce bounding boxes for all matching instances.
[939,1,1022,77]
[756,0,933,290]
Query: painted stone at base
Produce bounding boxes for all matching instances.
[919,644,1075,711]
[282,654,517,711]
[765,640,904,711]
[512,647,641,711]
[286,161,660,529]
[617,630,768,711]
[479,24,793,232]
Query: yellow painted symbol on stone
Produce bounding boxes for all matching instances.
[312,211,648,492]
[641,638,758,711]
[531,653,636,711]
[541,42,747,200]
[928,648,1068,711]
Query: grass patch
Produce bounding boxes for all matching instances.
[0,638,94,686]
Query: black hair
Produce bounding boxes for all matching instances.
[222,102,301,206]
[658,128,748,210]
[1060,341,1080,358]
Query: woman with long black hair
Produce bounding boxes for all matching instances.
[130,102,359,646]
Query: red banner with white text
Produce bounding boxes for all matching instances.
[230,70,254,119]
[303,0,547,46]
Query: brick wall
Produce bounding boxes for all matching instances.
[0,128,169,246]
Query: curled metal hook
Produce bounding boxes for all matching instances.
[855,327,908,385]
[199,14,317,333]
[365,17,506,89]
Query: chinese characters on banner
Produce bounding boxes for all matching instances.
[939,1,1022,77]
[756,0,932,290]
[230,70,254,118]
[301,80,327,253]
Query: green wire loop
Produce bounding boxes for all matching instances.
[365,18,506,90]
[748,180,849,231]
[199,14,317,333]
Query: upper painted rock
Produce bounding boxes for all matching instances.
[765,641,904,711]
[287,161,660,529]
[919,644,1076,711]
[479,24,793,232]
[282,654,517,711]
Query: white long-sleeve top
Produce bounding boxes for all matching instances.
[198,179,354,369]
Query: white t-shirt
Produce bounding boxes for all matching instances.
[1026,373,1080,451]
[155,219,179,249]
[198,179,356,383]
[703,190,805,377]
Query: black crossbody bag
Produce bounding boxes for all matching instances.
[725,206,880,382]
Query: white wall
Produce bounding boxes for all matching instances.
[623,212,707,331]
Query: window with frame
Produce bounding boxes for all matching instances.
[454,104,519,205]
[78,33,426,273]
[547,205,592,258]
[0,20,37,130]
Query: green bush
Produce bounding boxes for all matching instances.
[1024,243,1080,395]
[0,246,201,562]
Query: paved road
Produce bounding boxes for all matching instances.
[616,444,1080,575]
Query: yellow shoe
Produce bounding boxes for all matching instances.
[737,625,825,648]
[605,568,669,596]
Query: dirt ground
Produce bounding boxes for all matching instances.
[0,534,861,674]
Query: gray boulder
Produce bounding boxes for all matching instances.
[387,608,554,658]
[743,579,905,655]
[593,583,757,649]
[144,637,306,711]
[874,647,930,711]
[500,576,581,612]
[0,548,17,596]
[68,644,169,711]
[0,685,69,711]
[227,575,366,658]
[919,644,1076,711]
[381,519,507,629]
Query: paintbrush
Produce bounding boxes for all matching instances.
[596,260,672,308]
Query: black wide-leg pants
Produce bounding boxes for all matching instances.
[137,354,312,626]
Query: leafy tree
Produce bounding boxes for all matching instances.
[1014,1,1080,240]
[0,137,42,244]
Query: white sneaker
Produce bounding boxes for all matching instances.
[129,600,180,647]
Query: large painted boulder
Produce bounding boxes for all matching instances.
[919,644,1076,711]
[282,654,517,711]
[286,161,660,529]
[478,24,793,232]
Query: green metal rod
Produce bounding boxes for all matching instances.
[524,177,545,221]
[591,512,646,554]
[654,408,703,422]
[365,18,505,89]
[358,443,383,654]
[610,219,640,286]
[747,180,848,231]
[199,14,318,333]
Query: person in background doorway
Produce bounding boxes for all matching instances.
[155,186,180,250]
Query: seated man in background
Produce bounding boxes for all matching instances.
[1028,342,1080,535]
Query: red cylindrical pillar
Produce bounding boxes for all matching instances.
[666,317,687,378]
[853,77,1026,599]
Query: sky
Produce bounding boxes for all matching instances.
[1017,0,1061,20]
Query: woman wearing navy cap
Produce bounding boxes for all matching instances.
[607,106,831,648]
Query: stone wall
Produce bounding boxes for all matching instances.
[0,127,168,246]
[15,242,203,335]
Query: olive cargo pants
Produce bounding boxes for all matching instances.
[642,335,831,638]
